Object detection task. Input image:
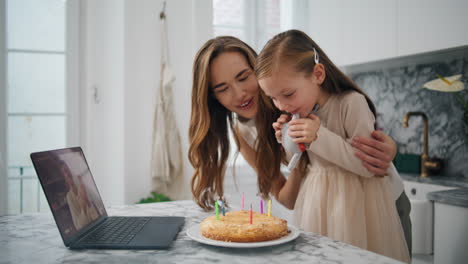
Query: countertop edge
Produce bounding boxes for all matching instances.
[427,188,468,208]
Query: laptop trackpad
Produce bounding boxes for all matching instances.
[129,217,185,249]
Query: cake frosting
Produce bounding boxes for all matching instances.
[200,210,289,242]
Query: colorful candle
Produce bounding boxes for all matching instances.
[241,192,245,210]
[215,200,219,220]
[250,204,253,224]
[260,199,264,214]
[221,200,225,216]
[268,199,272,217]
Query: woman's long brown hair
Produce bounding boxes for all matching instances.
[189,36,258,210]
[254,30,377,197]
[254,89,289,199]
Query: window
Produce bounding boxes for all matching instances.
[1,0,79,214]
[212,0,309,167]
[213,0,281,52]
[213,0,309,52]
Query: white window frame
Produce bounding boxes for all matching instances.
[0,0,7,216]
[280,0,309,33]
[67,0,80,147]
[244,0,257,49]
[0,0,80,215]
[213,0,309,52]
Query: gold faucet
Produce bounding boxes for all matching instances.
[402,112,441,177]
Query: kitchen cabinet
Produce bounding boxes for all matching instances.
[308,0,397,66]
[341,0,397,65]
[397,0,468,57]
[433,202,468,264]
[307,0,468,66]
[428,188,468,264]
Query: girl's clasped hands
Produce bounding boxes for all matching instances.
[273,113,320,145]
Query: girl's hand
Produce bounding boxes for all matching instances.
[272,114,291,143]
[351,130,397,176]
[288,114,320,144]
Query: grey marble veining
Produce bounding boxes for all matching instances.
[427,188,468,208]
[343,45,468,178]
[0,200,403,264]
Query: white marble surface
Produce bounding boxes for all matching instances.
[0,200,403,264]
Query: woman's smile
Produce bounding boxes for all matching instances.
[238,97,255,110]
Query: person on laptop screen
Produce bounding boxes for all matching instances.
[38,152,105,237]
[32,147,184,249]
[63,168,99,230]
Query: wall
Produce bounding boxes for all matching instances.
[344,46,468,178]
[81,0,126,206]
[81,0,213,206]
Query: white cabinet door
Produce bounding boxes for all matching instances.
[308,0,468,66]
[397,0,468,56]
[308,0,398,66]
[434,203,468,264]
[341,0,398,66]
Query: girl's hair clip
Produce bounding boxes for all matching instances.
[313,48,319,64]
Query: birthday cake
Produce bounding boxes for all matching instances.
[200,211,289,242]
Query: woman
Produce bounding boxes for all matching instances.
[188,36,399,211]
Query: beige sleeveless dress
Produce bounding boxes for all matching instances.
[293,91,410,263]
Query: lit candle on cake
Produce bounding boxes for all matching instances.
[268,199,272,217]
[215,200,219,220]
[260,199,264,214]
[250,204,253,224]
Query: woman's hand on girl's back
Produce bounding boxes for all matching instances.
[288,114,321,144]
[272,114,291,143]
[351,130,397,176]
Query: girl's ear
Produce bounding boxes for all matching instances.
[313,63,326,85]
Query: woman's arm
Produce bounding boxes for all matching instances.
[274,169,301,210]
[237,130,298,210]
[351,130,397,175]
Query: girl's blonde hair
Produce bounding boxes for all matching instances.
[254,30,377,197]
[189,36,258,210]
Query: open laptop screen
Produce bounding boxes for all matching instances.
[32,147,106,242]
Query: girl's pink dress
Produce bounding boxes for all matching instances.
[293,91,410,263]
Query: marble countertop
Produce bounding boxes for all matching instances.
[0,200,403,264]
[401,173,468,208]
[400,173,468,189]
[427,188,468,208]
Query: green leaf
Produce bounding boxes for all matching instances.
[137,192,171,204]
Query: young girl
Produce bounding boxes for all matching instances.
[188,36,399,211]
[254,30,410,263]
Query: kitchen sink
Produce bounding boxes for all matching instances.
[403,180,456,254]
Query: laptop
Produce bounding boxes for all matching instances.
[30,147,185,249]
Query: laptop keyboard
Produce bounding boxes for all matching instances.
[82,217,150,245]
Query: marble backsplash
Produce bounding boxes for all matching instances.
[344,46,468,177]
